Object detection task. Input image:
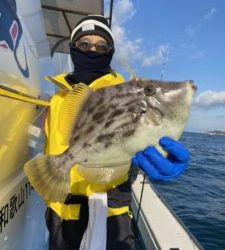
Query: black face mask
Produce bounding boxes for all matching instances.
[66,46,114,85]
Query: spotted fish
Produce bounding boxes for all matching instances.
[24,79,196,202]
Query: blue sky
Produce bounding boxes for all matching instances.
[107,0,225,132]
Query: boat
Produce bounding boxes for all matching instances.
[207,130,225,136]
[0,1,203,249]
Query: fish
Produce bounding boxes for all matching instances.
[24,78,196,202]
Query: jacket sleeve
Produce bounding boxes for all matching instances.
[44,92,69,155]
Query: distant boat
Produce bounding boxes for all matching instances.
[207,130,225,136]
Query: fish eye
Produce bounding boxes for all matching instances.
[144,85,156,96]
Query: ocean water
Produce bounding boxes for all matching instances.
[153,132,225,250]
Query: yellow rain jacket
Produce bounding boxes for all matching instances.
[44,72,131,220]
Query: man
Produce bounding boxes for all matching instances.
[45,15,189,250]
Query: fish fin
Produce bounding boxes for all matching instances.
[24,154,70,202]
[58,83,93,145]
[77,161,131,184]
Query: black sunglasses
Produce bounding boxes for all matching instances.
[75,40,111,54]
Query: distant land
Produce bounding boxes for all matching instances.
[207,130,225,136]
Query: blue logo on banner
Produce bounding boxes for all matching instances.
[0,0,29,77]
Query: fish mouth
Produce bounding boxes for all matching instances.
[188,80,197,91]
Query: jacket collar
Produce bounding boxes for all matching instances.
[45,72,124,91]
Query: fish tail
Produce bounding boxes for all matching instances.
[24,155,70,202]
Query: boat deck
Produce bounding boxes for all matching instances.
[131,173,202,250]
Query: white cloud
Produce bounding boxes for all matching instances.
[110,0,169,76]
[142,45,169,67]
[185,7,217,36]
[193,90,225,108]
[203,8,217,20]
[112,0,136,24]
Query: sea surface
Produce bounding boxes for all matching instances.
[153,132,225,250]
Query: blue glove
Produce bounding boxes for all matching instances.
[131,137,189,181]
